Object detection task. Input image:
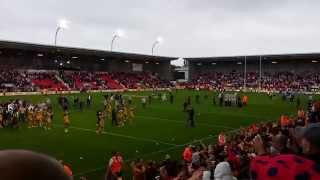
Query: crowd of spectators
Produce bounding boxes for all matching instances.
[0,70,33,92]
[0,70,172,92]
[59,71,172,90]
[59,71,110,90]
[187,71,320,92]
[2,69,320,93]
[0,70,68,92]
[110,72,172,89]
[28,72,67,91]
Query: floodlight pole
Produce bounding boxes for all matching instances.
[110,35,118,51]
[151,41,159,55]
[259,56,262,90]
[54,27,61,46]
[244,56,247,90]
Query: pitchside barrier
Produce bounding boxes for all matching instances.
[0,87,319,96]
[0,88,172,97]
[176,86,320,95]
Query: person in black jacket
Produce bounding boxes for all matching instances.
[111,108,117,126]
[187,105,195,127]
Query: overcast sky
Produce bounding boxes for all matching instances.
[1,0,320,65]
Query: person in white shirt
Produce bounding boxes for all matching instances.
[161,93,167,102]
[141,97,146,109]
[214,153,237,180]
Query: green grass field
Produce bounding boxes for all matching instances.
[0,90,316,179]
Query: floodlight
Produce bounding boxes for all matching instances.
[58,19,70,29]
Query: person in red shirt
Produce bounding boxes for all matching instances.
[183,145,193,163]
[218,132,226,146]
[106,152,123,180]
[242,95,248,106]
[59,160,73,179]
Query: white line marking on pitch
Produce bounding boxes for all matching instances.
[53,124,177,146]
[136,115,235,130]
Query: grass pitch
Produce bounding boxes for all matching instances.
[0,90,314,179]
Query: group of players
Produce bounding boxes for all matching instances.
[0,99,55,130]
[0,93,137,134]
[96,94,135,134]
[0,90,249,135]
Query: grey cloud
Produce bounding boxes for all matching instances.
[0,0,320,58]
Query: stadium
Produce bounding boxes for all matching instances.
[1,1,320,180]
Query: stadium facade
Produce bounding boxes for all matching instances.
[0,40,176,80]
[1,39,320,84]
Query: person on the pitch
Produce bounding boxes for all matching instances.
[195,94,200,104]
[128,95,132,105]
[237,95,242,108]
[161,93,167,102]
[141,97,147,109]
[218,92,224,106]
[296,97,301,109]
[63,111,70,133]
[111,107,117,126]
[183,101,188,112]
[87,94,92,108]
[74,96,79,107]
[242,95,248,106]
[170,93,174,104]
[148,95,152,104]
[187,105,195,127]
[187,96,191,105]
[45,108,53,130]
[96,110,101,127]
[212,95,216,105]
[204,94,208,100]
[79,100,84,111]
[96,110,105,134]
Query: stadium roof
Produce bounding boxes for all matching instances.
[0,40,177,62]
[185,53,320,62]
